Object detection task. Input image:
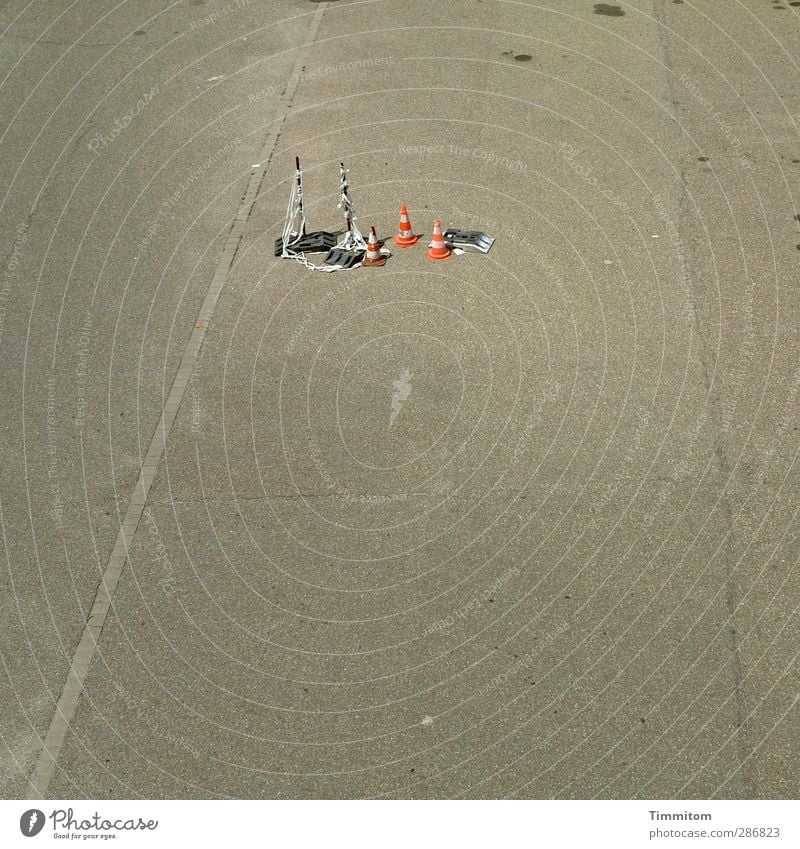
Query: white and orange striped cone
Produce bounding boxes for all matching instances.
[393,204,419,247]
[427,218,451,260]
[362,226,387,267]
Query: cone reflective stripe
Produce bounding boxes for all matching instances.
[427,218,451,260]
[362,226,387,267]
[393,204,419,247]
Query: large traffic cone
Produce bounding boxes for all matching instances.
[427,218,451,260]
[362,226,387,267]
[393,204,419,247]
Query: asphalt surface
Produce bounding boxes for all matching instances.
[1,0,798,799]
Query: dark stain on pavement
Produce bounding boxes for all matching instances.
[501,51,532,62]
[594,3,625,15]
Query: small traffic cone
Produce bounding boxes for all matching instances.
[362,226,387,267]
[427,218,451,260]
[393,204,419,247]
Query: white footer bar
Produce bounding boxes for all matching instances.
[2,800,797,848]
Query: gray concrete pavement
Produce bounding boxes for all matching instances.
[1,0,798,799]
[0,0,326,796]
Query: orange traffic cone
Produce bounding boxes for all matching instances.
[393,204,419,247]
[427,218,451,260]
[362,226,387,267]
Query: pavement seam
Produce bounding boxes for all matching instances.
[25,4,328,800]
